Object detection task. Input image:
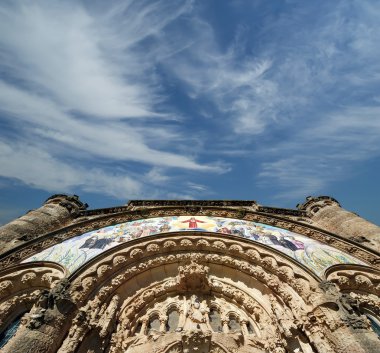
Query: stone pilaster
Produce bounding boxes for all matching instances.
[298,196,380,254]
[0,194,87,255]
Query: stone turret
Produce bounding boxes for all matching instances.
[298,196,380,253]
[0,194,87,255]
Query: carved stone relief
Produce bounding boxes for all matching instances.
[108,261,281,353]
[0,229,379,353]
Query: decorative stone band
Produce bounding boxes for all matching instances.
[69,244,316,308]
[22,216,366,277]
[0,208,378,273]
[325,264,380,297]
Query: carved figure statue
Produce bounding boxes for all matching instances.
[183,295,211,332]
[99,295,120,338]
[318,281,339,298]
[339,293,360,315]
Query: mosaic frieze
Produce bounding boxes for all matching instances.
[23,216,365,275]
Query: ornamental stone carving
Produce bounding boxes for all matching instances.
[0,197,379,353]
[177,262,210,291]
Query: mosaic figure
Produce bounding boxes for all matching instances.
[23,216,365,276]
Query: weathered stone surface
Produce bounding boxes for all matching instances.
[0,196,379,353]
[298,196,380,253]
[0,195,87,255]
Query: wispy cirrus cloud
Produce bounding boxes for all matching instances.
[0,80,218,170]
[0,140,141,198]
[0,0,223,201]
[165,20,278,135]
[0,0,380,215]
[258,106,380,199]
[253,1,380,198]
[0,0,192,119]
[162,0,380,199]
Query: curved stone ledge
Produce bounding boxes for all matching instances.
[1,207,379,273]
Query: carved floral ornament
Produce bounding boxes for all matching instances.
[60,255,309,353]
[56,246,380,353]
[1,235,379,353]
[1,208,379,273]
[64,235,321,303]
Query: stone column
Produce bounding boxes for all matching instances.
[240,320,249,335]
[159,315,168,333]
[0,194,87,255]
[221,318,229,334]
[298,196,380,253]
[140,316,149,335]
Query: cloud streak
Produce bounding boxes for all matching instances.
[0,0,223,200]
[253,1,380,198]
[162,0,380,199]
[0,0,380,210]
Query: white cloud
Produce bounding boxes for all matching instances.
[186,182,208,192]
[0,140,141,199]
[251,1,380,198]
[0,0,178,118]
[158,1,380,200]
[144,167,170,185]
[1,0,380,204]
[0,0,225,199]
[165,24,277,135]
[0,81,218,171]
[257,106,380,198]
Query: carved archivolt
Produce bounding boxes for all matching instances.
[0,263,65,300]
[0,232,379,353]
[68,257,301,353]
[59,234,379,353]
[325,265,380,297]
[63,236,318,352]
[324,264,380,328]
[67,235,320,308]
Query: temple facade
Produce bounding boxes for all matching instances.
[0,195,379,353]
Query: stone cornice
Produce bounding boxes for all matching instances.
[77,200,307,218]
[45,194,88,212]
[256,206,306,217]
[127,200,258,208]
[0,207,379,272]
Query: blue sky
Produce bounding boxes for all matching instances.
[0,0,380,226]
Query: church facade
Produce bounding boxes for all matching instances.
[0,195,379,353]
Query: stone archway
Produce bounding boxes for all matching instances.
[60,233,320,353]
[2,233,379,353]
[106,260,274,353]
